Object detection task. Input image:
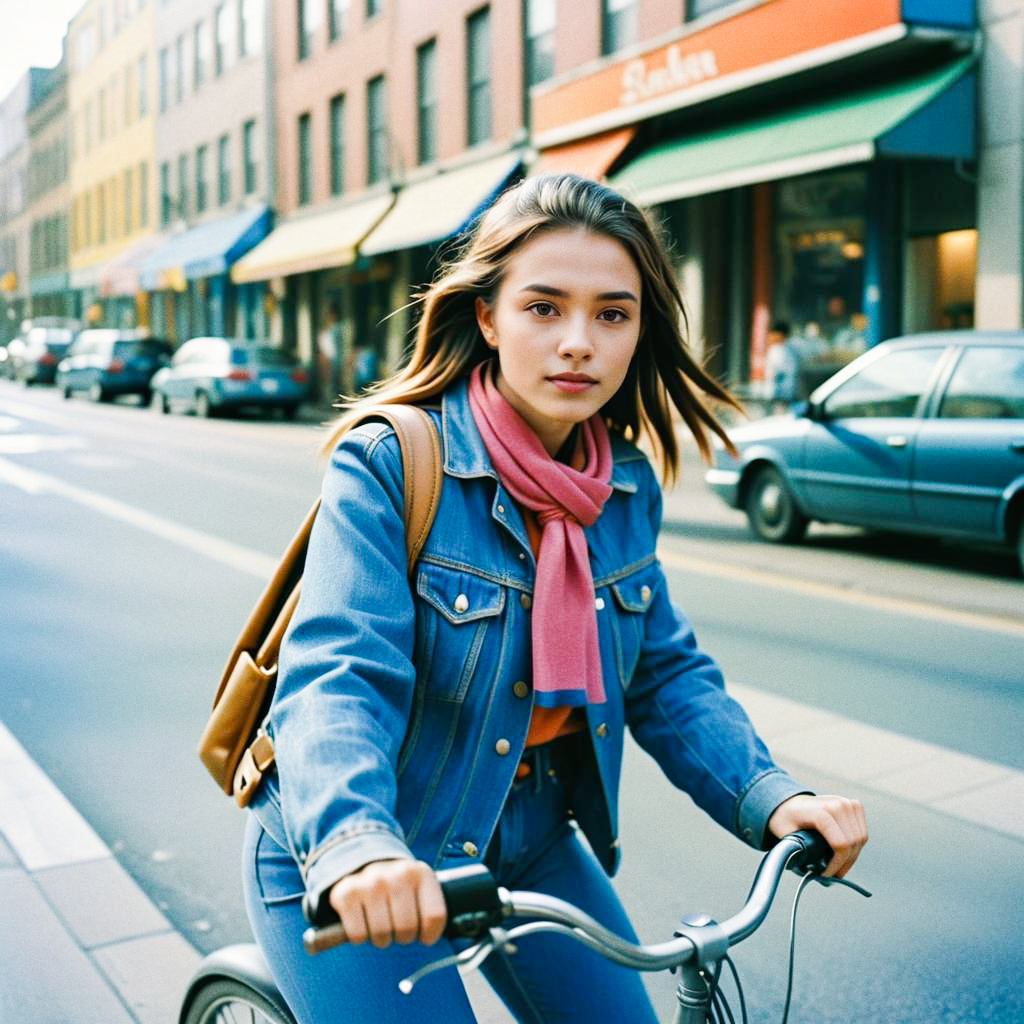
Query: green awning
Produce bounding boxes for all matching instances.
[610,58,976,206]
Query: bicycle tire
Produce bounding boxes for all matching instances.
[180,976,297,1024]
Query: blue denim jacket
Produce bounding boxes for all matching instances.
[250,376,806,913]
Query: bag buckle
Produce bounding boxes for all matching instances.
[233,729,276,807]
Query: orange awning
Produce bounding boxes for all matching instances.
[533,127,635,182]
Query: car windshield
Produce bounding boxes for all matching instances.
[113,339,170,358]
[28,328,74,350]
[230,346,298,368]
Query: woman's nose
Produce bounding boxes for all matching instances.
[558,316,594,360]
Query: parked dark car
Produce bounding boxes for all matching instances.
[57,329,172,403]
[150,337,309,418]
[7,324,78,384]
[706,331,1024,575]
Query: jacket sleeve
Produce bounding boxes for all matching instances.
[270,423,417,916]
[623,462,809,849]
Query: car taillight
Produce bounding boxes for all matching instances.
[39,352,57,366]
[291,370,307,384]
[227,369,253,381]
[108,359,125,373]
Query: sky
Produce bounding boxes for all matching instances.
[0,1,85,102]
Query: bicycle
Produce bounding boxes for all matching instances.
[178,830,870,1024]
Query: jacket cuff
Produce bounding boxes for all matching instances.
[735,769,812,850]
[303,826,414,923]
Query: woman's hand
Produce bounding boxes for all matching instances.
[328,859,447,948]
[767,794,868,879]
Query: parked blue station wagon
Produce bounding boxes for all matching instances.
[706,332,1024,575]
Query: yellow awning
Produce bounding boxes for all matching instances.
[231,193,394,283]
[359,153,521,256]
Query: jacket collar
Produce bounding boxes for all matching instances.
[441,374,641,493]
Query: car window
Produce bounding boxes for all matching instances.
[252,346,297,368]
[822,347,945,419]
[938,347,1024,419]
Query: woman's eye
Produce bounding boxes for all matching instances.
[599,309,628,323]
[529,302,558,317]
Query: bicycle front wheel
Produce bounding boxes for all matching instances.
[181,976,297,1024]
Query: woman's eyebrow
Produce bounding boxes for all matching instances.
[520,283,639,303]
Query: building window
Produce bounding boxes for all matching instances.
[194,20,210,88]
[416,39,437,165]
[688,0,737,18]
[329,93,345,195]
[366,74,387,185]
[158,47,169,111]
[215,3,234,75]
[466,7,491,146]
[178,152,189,219]
[329,0,349,41]
[240,0,264,56]
[98,86,107,140]
[218,133,231,205]
[175,33,186,101]
[139,161,149,227]
[124,167,133,234]
[298,113,312,205]
[124,64,134,125]
[138,54,148,116]
[97,184,106,243]
[526,0,555,86]
[160,161,171,226]
[242,118,258,194]
[298,0,321,60]
[366,0,382,17]
[602,0,636,55]
[196,144,209,213]
[84,191,93,247]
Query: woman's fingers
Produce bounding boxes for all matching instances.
[768,793,868,878]
[327,859,447,948]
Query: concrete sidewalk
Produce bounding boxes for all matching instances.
[0,720,199,1023]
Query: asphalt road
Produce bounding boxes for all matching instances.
[1,380,1022,1023]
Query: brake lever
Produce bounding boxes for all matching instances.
[398,926,517,994]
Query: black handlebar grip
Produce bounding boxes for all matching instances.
[787,829,833,875]
[437,864,503,940]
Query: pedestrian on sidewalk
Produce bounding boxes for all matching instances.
[241,173,868,1023]
[763,319,802,413]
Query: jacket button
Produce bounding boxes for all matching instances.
[513,681,530,698]
[640,585,652,602]
[495,738,511,756]
[520,594,532,610]
[595,597,605,610]
[462,841,479,857]
[610,838,620,849]
[595,723,609,738]
[497,504,506,515]
[453,593,469,613]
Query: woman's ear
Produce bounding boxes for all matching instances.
[475,297,498,350]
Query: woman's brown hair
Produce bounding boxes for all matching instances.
[326,172,738,482]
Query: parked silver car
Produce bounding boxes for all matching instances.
[150,337,309,419]
[706,331,1024,575]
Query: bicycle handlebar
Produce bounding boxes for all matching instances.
[302,830,833,961]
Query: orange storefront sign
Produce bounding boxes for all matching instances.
[533,0,904,143]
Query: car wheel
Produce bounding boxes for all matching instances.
[744,465,809,543]
[281,405,299,421]
[195,391,214,418]
[61,385,72,399]
[88,381,108,403]
[153,390,170,414]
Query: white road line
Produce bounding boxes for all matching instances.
[0,456,277,580]
[0,720,110,870]
[658,547,1024,639]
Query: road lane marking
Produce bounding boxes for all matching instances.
[658,546,1024,639]
[0,434,87,455]
[0,456,277,580]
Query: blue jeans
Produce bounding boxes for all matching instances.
[243,736,659,1023]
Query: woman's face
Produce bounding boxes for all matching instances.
[475,226,642,455]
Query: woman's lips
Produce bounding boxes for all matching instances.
[549,374,597,393]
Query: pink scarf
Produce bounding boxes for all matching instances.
[468,363,613,707]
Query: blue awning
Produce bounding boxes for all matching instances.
[141,204,272,290]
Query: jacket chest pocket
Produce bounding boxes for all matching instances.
[607,563,660,689]
[415,564,507,703]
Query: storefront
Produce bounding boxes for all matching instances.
[530,0,977,393]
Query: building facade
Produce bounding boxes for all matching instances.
[141,0,273,343]
[0,69,51,344]
[67,0,158,328]
[231,0,528,398]
[27,56,76,321]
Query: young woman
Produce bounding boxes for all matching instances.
[242,173,868,1023]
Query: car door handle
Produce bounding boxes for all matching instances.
[1011,439,1024,453]
[885,435,908,449]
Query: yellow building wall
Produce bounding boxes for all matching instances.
[69,0,157,276]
